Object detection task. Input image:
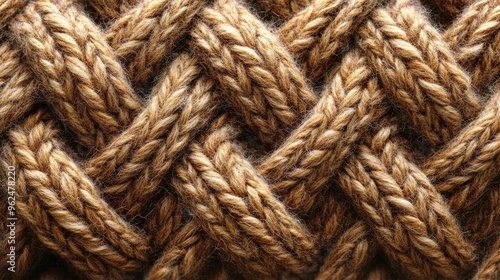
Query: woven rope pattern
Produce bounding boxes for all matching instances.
[0,0,499,279]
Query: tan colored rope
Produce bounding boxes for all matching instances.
[0,0,499,279]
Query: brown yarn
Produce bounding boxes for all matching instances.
[0,0,499,279]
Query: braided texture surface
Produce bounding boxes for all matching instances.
[0,0,499,279]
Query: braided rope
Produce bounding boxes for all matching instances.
[0,0,499,279]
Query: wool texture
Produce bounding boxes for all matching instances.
[0,0,499,279]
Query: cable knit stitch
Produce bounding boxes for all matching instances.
[0,0,499,279]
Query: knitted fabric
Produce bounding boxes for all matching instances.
[0,0,499,279]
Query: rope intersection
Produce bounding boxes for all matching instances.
[0,0,499,279]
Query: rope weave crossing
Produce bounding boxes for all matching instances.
[0,0,499,279]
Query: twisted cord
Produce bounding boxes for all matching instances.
[474,237,500,280]
[324,0,496,276]
[125,0,496,276]
[358,0,481,144]
[422,85,500,212]
[0,203,42,280]
[340,125,474,278]
[172,115,318,277]
[145,0,382,276]
[465,187,500,243]
[444,0,500,90]
[9,0,141,149]
[316,222,378,280]
[0,0,29,29]
[3,110,150,278]
[0,0,499,278]
[145,223,213,280]
[0,41,36,136]
[106,0,206,86]
[279,0,379,82]
[191,0,317,144]
[85,53,218,219]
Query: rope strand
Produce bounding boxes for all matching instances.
[0,0,499,278]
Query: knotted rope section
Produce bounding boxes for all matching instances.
[0,0,499,279]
